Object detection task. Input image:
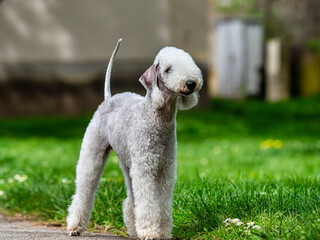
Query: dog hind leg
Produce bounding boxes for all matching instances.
[67,116,109,236]
[119,162,137,238]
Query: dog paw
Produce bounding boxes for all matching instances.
[138,234,159,240]
[68,226,85,237]
[69,229,81,236]
[137,228,166,240]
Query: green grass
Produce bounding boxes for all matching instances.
[0,96,320,239]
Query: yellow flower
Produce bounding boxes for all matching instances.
[260,139,272,149]
[273,140,282,148]
[260,139,282,150]
[116,177,123,183]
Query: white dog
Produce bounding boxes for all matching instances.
[67,39,203,239]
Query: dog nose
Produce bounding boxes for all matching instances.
[185,80,196,91]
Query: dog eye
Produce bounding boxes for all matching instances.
[164,66,172,74]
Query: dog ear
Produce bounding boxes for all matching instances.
[139,64,165,109]
[177,93,199,110]
[139,64,158,91]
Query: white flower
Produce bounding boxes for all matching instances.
[244,230,251,235]
[0,179,5,184]
[0,190,4,196]
[260,192,267,195]
[231,218,240,223]
[247,222,255,227]
[61,178,71,184]
[253,225,261,230]
[231,218,243,226]
[235,221,243,226]
[14,174,28,182]
[224,218,232,223]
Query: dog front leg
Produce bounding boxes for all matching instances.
[131,164,162,240]
[156,163,176,239]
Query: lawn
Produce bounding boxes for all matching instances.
[0,96,319,239]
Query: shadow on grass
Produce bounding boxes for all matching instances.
[1,95,319,141]
[177,95,320,142]
[0,116,91,139]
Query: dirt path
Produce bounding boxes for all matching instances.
[0,215,129,240]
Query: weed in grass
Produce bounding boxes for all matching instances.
[223,218,262,239]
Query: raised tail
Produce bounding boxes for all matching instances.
[104,38,122,100]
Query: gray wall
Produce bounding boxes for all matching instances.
[0,0,208,64]
[0,0,170,63]
[0,0,209,116]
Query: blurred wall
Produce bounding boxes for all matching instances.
[0,0,171,62]
[0,0,209,116]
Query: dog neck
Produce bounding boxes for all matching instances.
[156,76,178,123]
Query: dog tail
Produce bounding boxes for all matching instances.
[104,38,122,100]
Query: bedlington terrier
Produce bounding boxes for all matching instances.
[67,39,203,239]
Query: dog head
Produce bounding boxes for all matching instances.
[139,47,203,110]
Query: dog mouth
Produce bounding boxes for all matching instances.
[180,90,193,96]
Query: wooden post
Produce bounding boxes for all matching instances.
[266,38,290,101]
[207,0,220,97]
[300,53,320,96]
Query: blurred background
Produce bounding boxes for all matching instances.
[0,0,319,117]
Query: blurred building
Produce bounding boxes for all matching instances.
[0,0,209,117]
[259,0,320,100]
[0,0,319,117]
[214,19,264,99]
